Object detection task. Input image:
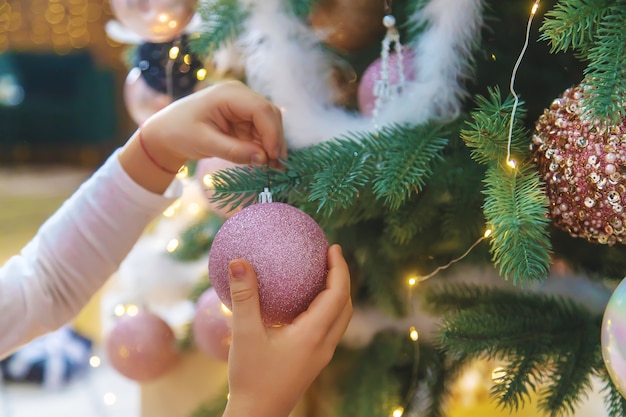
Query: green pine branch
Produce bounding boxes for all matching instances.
[206,164,275,213]
[189,0,247,57]
[491,348,543,412]
[418,348,471,417]
[539,1,626,122]
[601,371,626,417]
[307,135,377,217]
[582,7,626,123]
[210,123,449,220]
[372,125,448,211]
[538,344,596,417]
[483,164,552,284]
[335,332,414,417]
[539,0,614,55]
[461,87,551,284]
[426,284,602,417]
[170,214,224,261]
[384,192,439,245]
[460,86,528,166]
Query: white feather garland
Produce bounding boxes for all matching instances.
[225,0,484,148]
[237,0,365,148]
[396,0,484,122]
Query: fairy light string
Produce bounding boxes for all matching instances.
[391,4,543,413]
[506,0,541,169]
[416,229,493,284]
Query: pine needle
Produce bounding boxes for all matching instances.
[189,0,247,56]
[483,164,552,284]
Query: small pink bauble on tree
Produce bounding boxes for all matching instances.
[196,157,246,219]
[124,67,172,126]
[110,0,197,43]
[105,310,179,382]
[357,49,416,117]
[531,83,626,245]
[192,288,232,362]
[209,190,328,326]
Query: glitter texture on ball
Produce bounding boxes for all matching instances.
[602,278,626,398]
[531,84,626,245]
[208,202,328,326]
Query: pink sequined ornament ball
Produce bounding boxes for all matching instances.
[531,84,626,245]
[208,191,328,326]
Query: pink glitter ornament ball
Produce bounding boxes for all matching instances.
[531,84,626,245]
[106,310,179,381]
[208,201,328,326]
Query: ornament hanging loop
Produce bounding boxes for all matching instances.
[384,0,393,14]
[259,187,273,203]
[258,161,273,203]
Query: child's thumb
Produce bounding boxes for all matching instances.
[228,259,263,331]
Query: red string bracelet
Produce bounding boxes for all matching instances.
[138,128,181,175]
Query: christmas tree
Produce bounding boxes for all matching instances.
[107,0,626,416]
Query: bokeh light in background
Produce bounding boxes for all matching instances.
[0,0,121,63]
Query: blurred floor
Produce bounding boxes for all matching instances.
[0,350,139,417]
[0,164,140,417]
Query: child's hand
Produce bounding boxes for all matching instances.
[142,80,286,170]
[119,80,287,193]
[223,244,353,417]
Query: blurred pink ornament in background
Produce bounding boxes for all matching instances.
[357,49,416,117]
[106,310,179,382]
[124,67,172,126]
[196,157,247,218]
[110,0,197,43]
[192,288,232,362]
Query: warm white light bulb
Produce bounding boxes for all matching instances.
[188,203,201,215]
[492,366,507,383]
[113,304,125,317]
[203,174,214,188]
[166,239,179,253]
[531,0,540,15]
[196,68,207,81]
[409,326,419,342]
[169,45,180,60]
[126,304,139,317]
[89,356,102,368]
[176,165,189,178]
[103,392,117,406]
[163,199,182,217]
[221,303,232,316]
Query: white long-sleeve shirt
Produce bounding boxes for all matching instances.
[0,151,182,357]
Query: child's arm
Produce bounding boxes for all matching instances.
[0,81,286,357]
